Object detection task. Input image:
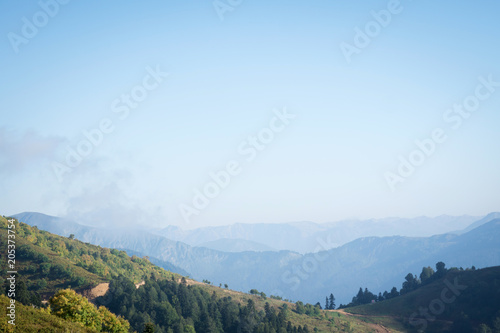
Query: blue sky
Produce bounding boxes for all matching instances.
[1,0,499,228]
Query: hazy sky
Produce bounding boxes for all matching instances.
[1,0,499,229]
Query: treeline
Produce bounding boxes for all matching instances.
[96,275,311,333]
[295,301,321,317]
[332,263,500,332]
[249,289,267,298]
[338,261,475,308]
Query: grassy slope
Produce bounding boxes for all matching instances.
[345,266,500,332]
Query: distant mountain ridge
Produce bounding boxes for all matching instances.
[12,211,500,305]
[198,238,277,252]
[151,215,481,253]
[455,211,500,234]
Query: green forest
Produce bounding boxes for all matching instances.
[96,275,312,333]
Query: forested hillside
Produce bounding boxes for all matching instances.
[0,215,176,297]
[1,215,398,332]
[344,265,500,332]
[96,275,305,333]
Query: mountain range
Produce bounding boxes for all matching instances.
[12,211,500,305]
[150,215,480,253]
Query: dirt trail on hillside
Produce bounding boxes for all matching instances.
[178,278,205,286]
[331,309,394,333]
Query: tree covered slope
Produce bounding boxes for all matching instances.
[2,214,402,332]
[345,266,500,332]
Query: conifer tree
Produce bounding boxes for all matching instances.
[329,293,336,310]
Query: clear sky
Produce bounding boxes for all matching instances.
[1,0,499,229]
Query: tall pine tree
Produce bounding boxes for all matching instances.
[329,294,336,310]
